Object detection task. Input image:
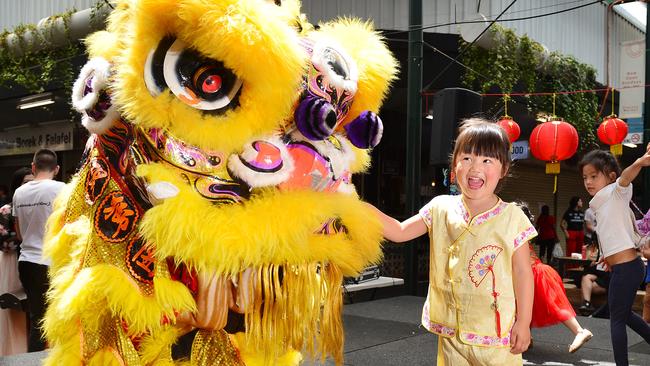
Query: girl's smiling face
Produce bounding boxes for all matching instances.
[454,152,505,204]
[582,163,616,196]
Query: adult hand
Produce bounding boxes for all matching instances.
[510,320,531,354]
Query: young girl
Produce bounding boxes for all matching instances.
[580,148,650,365]
[517,202,592,353]
[370,119,535,365]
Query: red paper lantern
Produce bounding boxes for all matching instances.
[529,119,579,175]
[497,116,521,143]
[597,115,628,156]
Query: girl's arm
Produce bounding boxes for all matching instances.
[365,203,428,243]
[620,142,650,187]
[510,243,534,354]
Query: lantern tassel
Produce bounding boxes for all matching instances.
[610,144,623,156]
[553,175,557,194]
[545,161,560,175]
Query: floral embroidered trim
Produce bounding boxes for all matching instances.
[419,206,433,228]
[473,202,508,226]
[460,331,511,347]
[456,197,471,223]
[514,226,537,249]
[456,196,508,226]
[426,321,457,337]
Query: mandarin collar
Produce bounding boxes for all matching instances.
[457,195,508,226]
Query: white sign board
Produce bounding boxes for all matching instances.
[0,122,73,156]
[623,117,644,146]
[619,39,645,119]
[511,140,529,161]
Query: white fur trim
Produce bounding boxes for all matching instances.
[71,57,119,135]
[311,39,359,97]
[146,181,180,206]
[72,58,111,112]
[337,182,357,195]
[80,109,120,135]
[227,135,295,188]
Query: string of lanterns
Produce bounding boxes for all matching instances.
[490,89,629,193]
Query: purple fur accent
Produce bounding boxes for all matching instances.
[87,90,113,121]
[295,95,336,140]
[83,77,94,97]
[344,111,383,148]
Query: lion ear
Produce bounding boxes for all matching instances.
[314,19,399,127]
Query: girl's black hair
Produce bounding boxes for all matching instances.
[451,118,511,173]
[10,167,32,199]
[568,196,582,211]
[540,205,550,216]
[578,149,621,179]
[514,200,534,223]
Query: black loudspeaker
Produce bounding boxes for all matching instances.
[429,88,482,165]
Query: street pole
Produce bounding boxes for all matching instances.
[405,0,422,295]
[641,8,650,210]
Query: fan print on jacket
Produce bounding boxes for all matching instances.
[43,0,397,365]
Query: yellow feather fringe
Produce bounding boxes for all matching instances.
[46,264,195,336]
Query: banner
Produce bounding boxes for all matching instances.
[0,122,73,156]
[619,39,645,119]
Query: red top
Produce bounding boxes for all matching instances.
[536,215,557,240]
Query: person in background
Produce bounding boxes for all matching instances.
[580,213,609,315]
[0,185,9,207]
[370,119,535,365]
[584,207,597,252]
[0,167,33,355]
[580,148,650,365]
[13,149,65,352]
[536,205,558,264]
[561,196,585,258]
[518,202,592,353]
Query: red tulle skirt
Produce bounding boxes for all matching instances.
[531,260,576,328]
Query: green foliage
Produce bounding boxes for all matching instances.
[0,8,82,93]
[460,24,599,151]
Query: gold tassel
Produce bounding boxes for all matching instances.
[610,143,623,156]
[240,263,345,365]
[545,161,560,175]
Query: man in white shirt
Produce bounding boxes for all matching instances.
[12,149,65,352]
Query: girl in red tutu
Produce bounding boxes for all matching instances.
[518,202,593,353]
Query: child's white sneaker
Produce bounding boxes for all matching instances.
[568,329,593,353]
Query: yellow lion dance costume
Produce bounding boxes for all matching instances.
[43,0,397,364]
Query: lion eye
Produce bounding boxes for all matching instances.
[193,66,222,94]
[144,37,243,113]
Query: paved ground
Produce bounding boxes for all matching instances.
[2,296,650,365]
[330,296,650,366]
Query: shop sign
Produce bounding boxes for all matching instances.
[0,122,73,156]
[511,140,529,161]
[623,117,643,146]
